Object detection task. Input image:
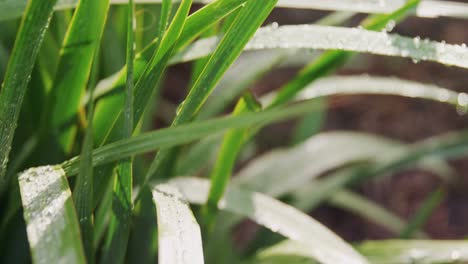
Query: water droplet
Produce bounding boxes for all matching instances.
[451,250,460,261]
[413,36,421,48]
[383,20,396,32]
[457,93,468,115]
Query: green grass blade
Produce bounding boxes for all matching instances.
[92,0,244,144]
[151,183,204,264]
[197,50,285,119]
[73,60,100,262]
[0,0,58,193]
[145,0,278,180]
[47,0,110,154]
[203,93,261,227]
[101,0,136,262]
[327,189,427,238]
[170,177,369,264]
[18,166,85,264]
[62,86,468,177]
[399,187,446,239]
[89,0,192,215]
[356,239,468,264]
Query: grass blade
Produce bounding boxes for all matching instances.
[253,238,468,264]
[0,0,58,193]
[327,189,427,238]
[72,59,99,262]
[357,239,468,264]
[203,92,261,227]
[170,177,369,264]
[151,183,204,264]
[18,166,85,264]
[234,132,451,197]
[399,187,446,239]
[145,0,278,180]
[101,0,136,262]
[62,92,468,177]
[47,0,110,154]
[92,0,243,144]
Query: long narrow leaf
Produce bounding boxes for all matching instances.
[170,177,368,264]
[91,0,243,144]
[0,0,58,193]
[62,97,468,177]
[48,0,110,154]
[357,239,468,264]
[18,166,85,264]
[171,24,468,72]
[234,132,453,197]
[101,0,136,262]
[145,0,278,180]
[252,239,468,264]
[151,183,204,264]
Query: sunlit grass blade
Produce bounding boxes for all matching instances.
[170,177,369,264]
[356,239,468,264]
[0,0,58,193]
[151,183,204,264]
[18,166,85,264]
[101,0,136,262]
[145,0,278,180]
[399,187,446,239]
[46,0,110,154]
[252,238,468,264]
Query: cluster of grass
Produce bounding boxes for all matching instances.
[1,0,468,263]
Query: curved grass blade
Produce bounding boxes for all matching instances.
[290,133,465,212]
[326,189,427,237]
[399,187,445,239]
[18,166,85,264]
[47,0,110,154]
[170,177,369,264]
[145,0,278,180]
[226,132,443,236]
[151,183,204,264]
[61,83,468,176]
[101,0,136,262]
[234,131,454,197]
[356,239,468,264]
[0,0,58,193]
[170,23,468,74]
[253,239,468,264]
